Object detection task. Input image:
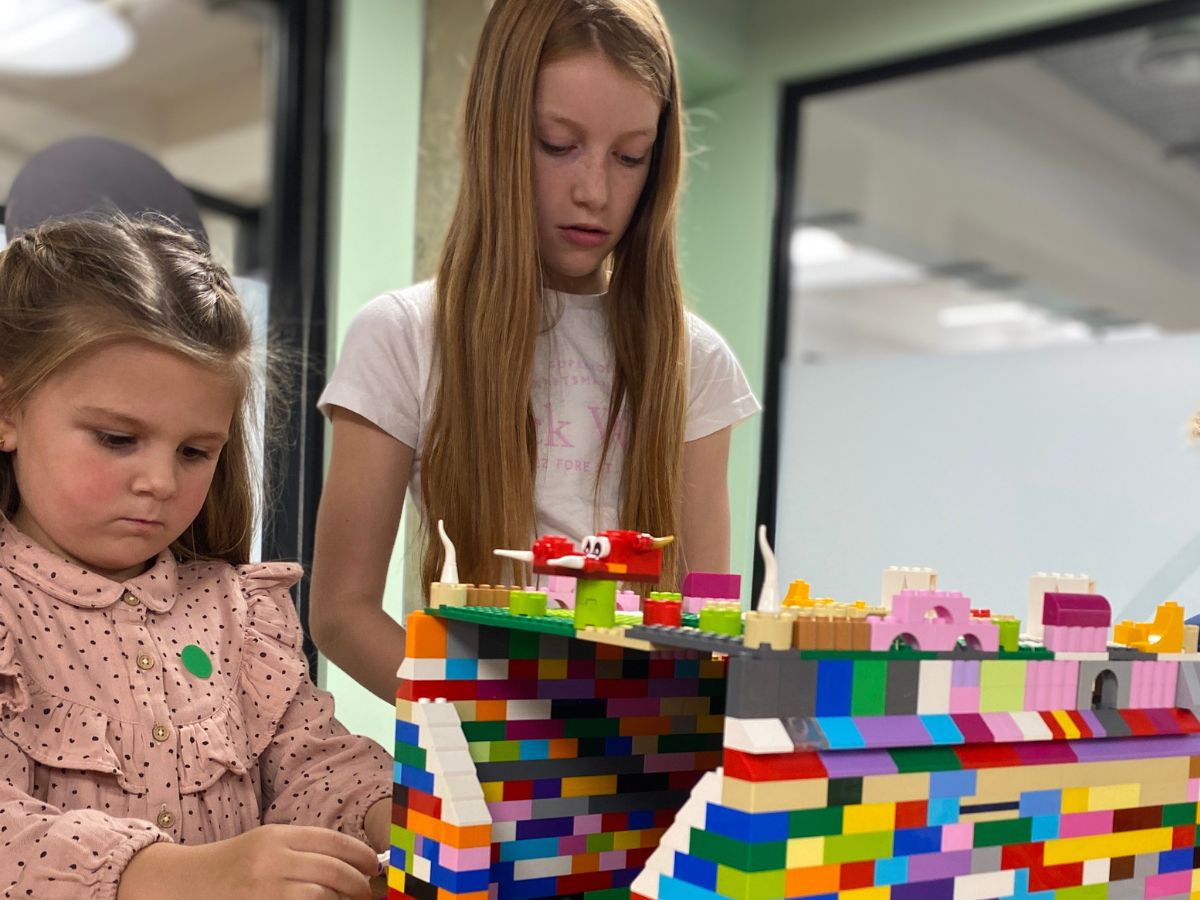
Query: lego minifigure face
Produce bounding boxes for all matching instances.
[581,535,611,560]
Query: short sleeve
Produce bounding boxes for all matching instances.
[685,312,761,442]
[317,282,434,448]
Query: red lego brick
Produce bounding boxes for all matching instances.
[724,749,828,781]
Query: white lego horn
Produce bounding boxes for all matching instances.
[756,525,780,614]
[545,555,585,569]
[493,548,534,563]
[438,519,459,584]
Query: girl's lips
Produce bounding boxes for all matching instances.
[559,225,610,248]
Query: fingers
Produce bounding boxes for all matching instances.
[286,853,372,900]
[283,825,380,877]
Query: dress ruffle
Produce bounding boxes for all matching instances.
[0,562,307,796]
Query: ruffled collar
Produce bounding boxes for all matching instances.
[0,518,180,613]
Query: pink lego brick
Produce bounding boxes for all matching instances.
[616,590,640,611]
[1059,810,1114,838]
[941,822,974,852]
[681,572,740,600]
[869,590,999,651]
[949,686,980,713]
[1042,592,1111,627]
[1043,624,1107,653]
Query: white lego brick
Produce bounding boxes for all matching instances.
[953,869,1014,900]
[1010,712,1054,742]
[514,856,573,880]
[1155,653,1200,662]
[630,869,663,899]
[476,658,510,680]
[1027,572,1094,641]
[443,798,492,827]
[427,748,477,776]
[1082,858,1108,885]
[504,699,552,720]
[1052,652,1110,661]
[723,717,795,754]
[918,660,953,714]
[882,566,937,608]
[398,658,447,680]
[413,854,431,883]
[491,821,518,842]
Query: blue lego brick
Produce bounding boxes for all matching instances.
[518,739,550,760]
[501,876,558,900]
[446,658,478,680]
[660,875,729,900]
[1019,790,1062,818]
[1030,815,1059,841]
[605,736,634,756]
[892,878,953,900]
[926,797,960,826]
[817,717,865,749]
[629,809,655,829]
[515,816,574,840]
[394,762,434,795]
[1159,847,1194,874]
[674,851,718,891]
[498,837,561,861]
[395,719,420,746]
[705,804,790,842]
[893,826,942,856]
[875,855,909,885]
[929,768,976,798]
[429,862,490,893]
[920,715,964,745]
[388,845,406,871]
[815,659,854,715]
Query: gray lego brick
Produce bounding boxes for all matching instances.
[528,789,692,819]
[626,623,752,656]
[474,755,649,781]
[1176,661,1200,708]
[775,659,819,719]
[726,656,784,718]
[969,846,1002,873]
[885,659,921,715]
[1076,659,1132,710]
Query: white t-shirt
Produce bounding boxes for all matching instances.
[318,280,759,606]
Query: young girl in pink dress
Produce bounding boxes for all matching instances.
[0,217,391,900]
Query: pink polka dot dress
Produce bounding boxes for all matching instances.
[0,520,391,899]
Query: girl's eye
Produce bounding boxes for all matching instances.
[618,153,648,167]
[95,431,134,450]
[180,446,213,462]
[539,140,572,155]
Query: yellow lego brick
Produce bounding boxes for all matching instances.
[1062,788,1089,814]
[721,775,829,812]
[613,829,648,851]
[697,714,725,733]
[840,888,888,900]
[1051,710,1082,740]
[538,658,568,679]
[700,658,727,678]
[481,781,504,803]
[843,802,895,834]
[388,865,406,891]
[1043,827,1172,866]
[861,772,930,804]
[1087,783,1140,812]
[786,837,824,868]
[561,774,617,798]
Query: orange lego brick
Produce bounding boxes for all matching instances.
[405,610,448,659]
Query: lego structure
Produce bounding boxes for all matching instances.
[387,526,1200,900]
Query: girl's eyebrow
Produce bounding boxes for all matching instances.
[541,112,656,139]
[76,406,229,443]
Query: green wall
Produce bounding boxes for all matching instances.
[322,0,1153,742]
[321,0,423,746]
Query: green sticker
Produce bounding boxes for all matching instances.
[180,644,213,679]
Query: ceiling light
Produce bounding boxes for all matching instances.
[0,0,134,77]
[791,226,853,267]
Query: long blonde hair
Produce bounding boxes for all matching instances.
[421,0,687,591]
[0,216,261,565]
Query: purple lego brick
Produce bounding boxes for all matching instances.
[1071,733,1200,762]
[906,849,973,881]
[952,714,994,744]
[855,716,933,748]
[681,571,741,600]
[1042,592,1111,627]
[817,748,898,778]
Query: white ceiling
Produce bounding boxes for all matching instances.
[0,0,270,207]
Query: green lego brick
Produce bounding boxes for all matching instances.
[390,825,415,872]
[850,659,887,716]
[715,864,786,900]
[564,717,622,738]
[510,590,548,617]
[979,660,1027,712]
[995,618,1020,652]
[461,720,506,742]
[582,889,629,900]
[690,829,787,872]
[587,831,615,852]
[658,731,723,753]
[1162,802,1196,827]
[973,817,1032,847]
[1053,885,1107,900]
[788,806,844,838]
[487,740,521,762]
[429,605,577,637]
[890,746,962,773]
[508,628,541,659]
[823,830,893,864]
[393,741,427,769]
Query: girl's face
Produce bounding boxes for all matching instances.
[533,50,662,294]
[0,340,237,582]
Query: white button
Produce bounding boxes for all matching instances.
[122,591,140,606]
[156,809,175,829]
[136,654,155,671]
[152,724,170,743]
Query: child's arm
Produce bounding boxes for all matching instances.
[681,426,734,576]
[0,732,168,900]
[310,406,414,702]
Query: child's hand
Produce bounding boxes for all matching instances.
[121,824,378,900]
[196,824,378,900]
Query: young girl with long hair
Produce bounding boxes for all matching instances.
[0,217,391,900]
[313,0,759,701]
